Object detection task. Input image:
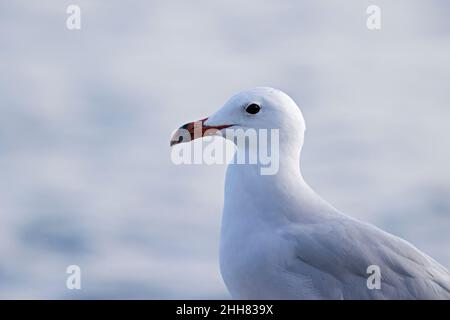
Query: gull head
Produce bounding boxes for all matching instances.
[170,87,306,149]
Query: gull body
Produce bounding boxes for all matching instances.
[172,87,450,299]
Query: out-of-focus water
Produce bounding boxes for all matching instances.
[0,0,449,298]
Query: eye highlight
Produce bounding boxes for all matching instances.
[245,103,261,115]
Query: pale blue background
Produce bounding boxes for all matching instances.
[0,0,449,298]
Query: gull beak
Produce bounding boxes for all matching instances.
[170,118,232,147]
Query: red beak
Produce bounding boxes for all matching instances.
[170,118,232,146]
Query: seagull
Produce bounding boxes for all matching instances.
[170,87,450,299]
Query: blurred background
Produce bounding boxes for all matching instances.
[1,0,449,299]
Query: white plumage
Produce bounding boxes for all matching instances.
[176,87,450,299]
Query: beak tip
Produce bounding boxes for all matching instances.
[170,117,214,147]
[170,136,179,147]
[170,130,184,147]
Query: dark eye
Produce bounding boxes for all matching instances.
[245,103,261,114]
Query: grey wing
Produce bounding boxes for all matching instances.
[281,216,450,300]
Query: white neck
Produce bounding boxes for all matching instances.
[222,137,338,230]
